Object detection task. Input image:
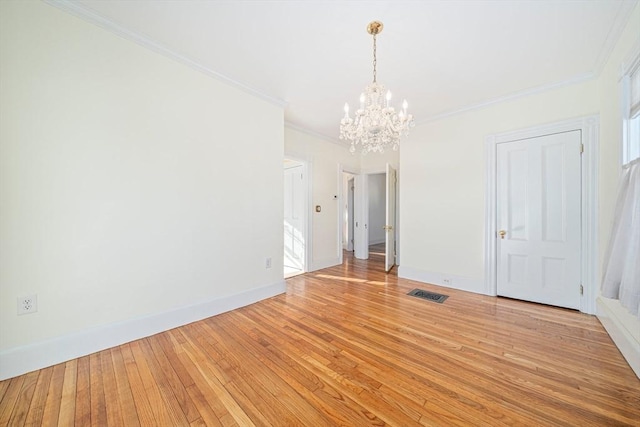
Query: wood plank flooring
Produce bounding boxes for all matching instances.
[1,249,639,426]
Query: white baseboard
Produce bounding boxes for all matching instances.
[311,256,341,272]
[0,280,286,381]
[369,238,385,245]
[596,297,640,379]
[398,266,486,295]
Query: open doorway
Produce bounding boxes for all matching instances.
[339,164,397,271]
[368,173,386,247]
[343,173,355,252]
[284,158,307,278]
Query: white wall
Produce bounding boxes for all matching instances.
[284,127,359,270]
[361,149,399,174]
[285,128,400,268]
[368,173,386,245]
[400,80,598,292]
[0,1,284,379]
[596,5,640,265]
[594,3,640,378]
[398,1,639,375]
[400,4,639,294]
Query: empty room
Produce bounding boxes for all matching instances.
[1,1,639,425]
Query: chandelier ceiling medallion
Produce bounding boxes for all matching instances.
[340,21,414,154]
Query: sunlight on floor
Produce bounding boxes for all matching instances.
[314,274,389,286]
[284,265,304,278]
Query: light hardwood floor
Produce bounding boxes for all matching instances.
[1,250,639,426]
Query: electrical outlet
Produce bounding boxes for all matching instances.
[265,257,272,269]
[17,294,38,315]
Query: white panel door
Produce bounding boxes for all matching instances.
[497,130,581,309]
[385,164,397,272]
[284,165,304,272]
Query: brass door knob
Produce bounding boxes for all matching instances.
[498,230,506,239]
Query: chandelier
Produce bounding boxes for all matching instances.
[339,21,414,154]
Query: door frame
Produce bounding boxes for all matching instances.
[338,165,400,264]
[344,175,355,252]
[385,163,397,272]
[484,115,599,314]
[338,165,361,264]
[284,155,312,276]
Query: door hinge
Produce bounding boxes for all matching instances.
[580,143,584,154]
[580,284,584,295]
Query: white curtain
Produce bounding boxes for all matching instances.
[601,158,640,318]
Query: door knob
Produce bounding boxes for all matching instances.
[498,230,506,239]
[383,225,393,231]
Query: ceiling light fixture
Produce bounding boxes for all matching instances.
[340,21,414,154]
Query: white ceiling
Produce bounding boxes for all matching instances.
[53,0,637,141]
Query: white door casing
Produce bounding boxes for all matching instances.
[485,115,599,314]
[496,131,582,309]
[354,174,369,260]
[346,177,354,252]
[385,164,397,272]
[284,164,305,273]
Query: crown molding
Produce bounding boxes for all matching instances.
[620,40,640,79]
[415,1,638,126]
[417,72,595,125]
[43,0,288,109]
[284,121,344,146]
[592,0,639,77]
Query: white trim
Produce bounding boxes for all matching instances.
[283,155,311,275]
[582,116,600,314]
[484,135,498,296]
[305,161,314,274]
[619,38,640,80]
[46,0,637,143]
[620,41,640,166]
[398,266,485,295]
[337,165,345,264]
[418,73,594,125]
[592,0,639,76]
[411,0,636,126]
[0,280,286,381]
[284,121,341,146]
[338,166,345,265]
[597,297,640,378]
[353,174,370,259]
[44,0,287,109]
[484,115,599,314]
[338,164,361,265]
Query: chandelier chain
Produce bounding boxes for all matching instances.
[372,33,377,83]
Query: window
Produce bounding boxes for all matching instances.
[622,46,640,165]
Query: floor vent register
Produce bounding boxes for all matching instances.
[407,289,449,304]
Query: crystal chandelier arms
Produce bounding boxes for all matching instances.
[339,21,414,154]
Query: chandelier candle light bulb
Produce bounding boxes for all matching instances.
[339,21,414,154]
